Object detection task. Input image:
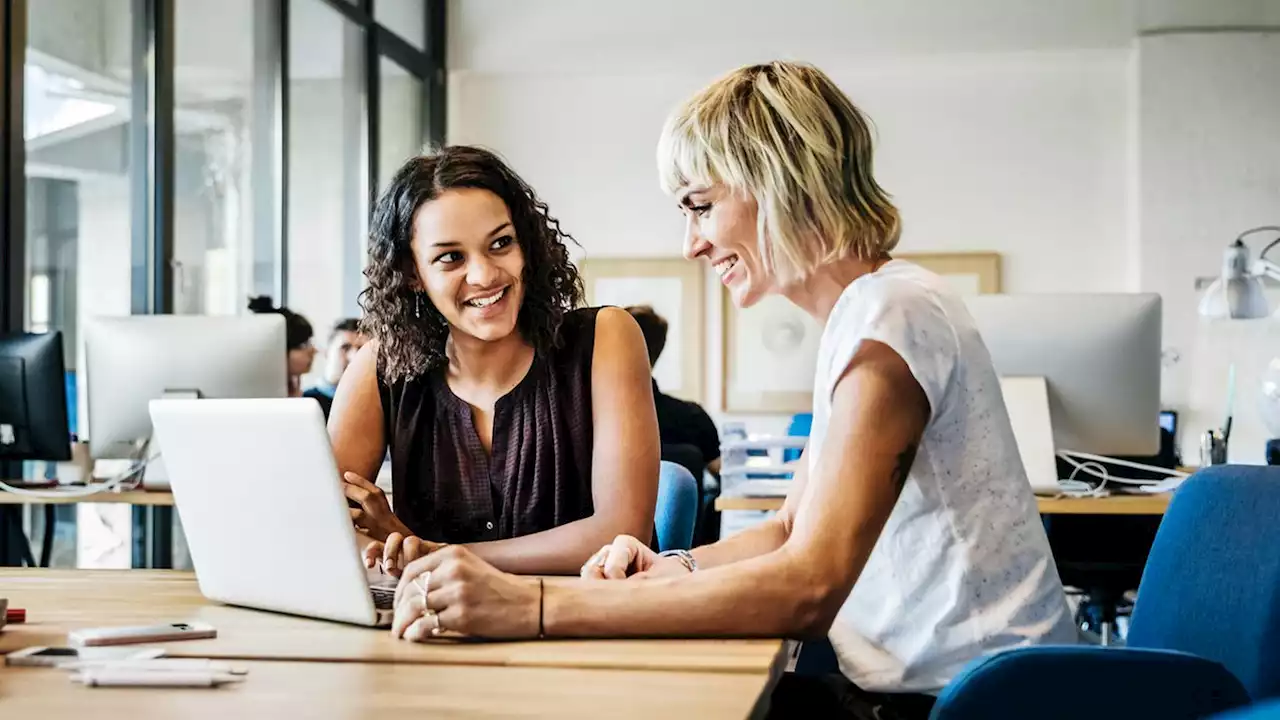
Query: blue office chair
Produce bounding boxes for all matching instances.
[654,461,698,552]
[931,646,1247,719]
[931,465,1280,719]
[1214,698,1280,719]
[782,413,812,463]
[1126,465,1280,699]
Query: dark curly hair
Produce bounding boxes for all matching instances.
[360,146,584,382]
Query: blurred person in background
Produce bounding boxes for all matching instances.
[248,296,316,398]
[305,318,368,420]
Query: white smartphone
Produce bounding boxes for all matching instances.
[6,646,165,667]
[69,622,217,647]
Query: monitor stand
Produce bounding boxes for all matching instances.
[140,389,202,491]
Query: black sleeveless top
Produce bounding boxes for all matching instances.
[378,307,599,544]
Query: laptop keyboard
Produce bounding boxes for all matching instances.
[370,584,397,610]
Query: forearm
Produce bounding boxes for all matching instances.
[546,546,831,638]
[466,511,650,576]
[690,515,789,570]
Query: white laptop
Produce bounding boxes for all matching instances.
[148,398,395,627]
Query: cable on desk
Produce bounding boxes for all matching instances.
[1056,450,1188,489]
[1060,459,1110,497]
[0,463,147,499]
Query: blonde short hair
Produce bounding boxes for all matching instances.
[658,61,901,285]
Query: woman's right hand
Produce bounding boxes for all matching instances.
[344,471,412,542]
[580,535,690,580]
[364,532,446,577]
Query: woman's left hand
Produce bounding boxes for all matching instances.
[392,545,541,641]
[344,471,412,542]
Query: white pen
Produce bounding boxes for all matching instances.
[64,658,249,675]
[73,669,245,688]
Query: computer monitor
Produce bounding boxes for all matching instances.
[964,293,1162,457]
[83,315,288,461]
[0,331,72,463]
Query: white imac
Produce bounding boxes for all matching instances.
[83,315,288,486]
[964,293,1163,459]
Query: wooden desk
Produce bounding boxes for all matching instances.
[1034,494,1170,515]
[0,489,174,506]
[0,660,770,719]
[0,570,786,675]
[716,493,1172,516]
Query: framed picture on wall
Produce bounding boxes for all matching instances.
[722,251,1002,413]
[580,258,705,403]
[898,252,1002,295]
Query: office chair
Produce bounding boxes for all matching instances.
[661,443,716,546]
[931,465,1280,718]
[931,646,1248,719]
[1213,698,1280,719]
[1047,424,1178,644]
[1125,465,1280,699]
[782,413,812,463]
[654,461,698,552]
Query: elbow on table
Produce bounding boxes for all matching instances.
[778,560,853,639]
[789,585,848,640]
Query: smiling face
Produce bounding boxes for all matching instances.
[410,187,525,345]
[677,184,776,308]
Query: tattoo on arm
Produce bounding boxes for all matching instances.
[892,444,918,494]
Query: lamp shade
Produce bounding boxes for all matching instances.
[1199,240,1270,319]
[1199,276,1269,319]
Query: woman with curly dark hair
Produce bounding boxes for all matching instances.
[327,145,661,576]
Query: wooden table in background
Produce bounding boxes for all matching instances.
[716,492,1172,516]
[0,489,176,569]
[0,489,174,506]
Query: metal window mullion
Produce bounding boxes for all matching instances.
[130,0,175,317]
[2,0,29,335]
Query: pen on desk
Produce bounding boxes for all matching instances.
[73,669,245,688]
[64,658,249,675]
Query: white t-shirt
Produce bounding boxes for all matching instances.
[809,260,1075,694]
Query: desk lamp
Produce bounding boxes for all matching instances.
[1198,226,1280,319]
[1198,226,1280,465]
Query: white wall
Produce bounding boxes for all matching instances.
[448,0,1136,73]
[448,3,1135,424]
[1137,31,1280,461]
[449,1,1280,442]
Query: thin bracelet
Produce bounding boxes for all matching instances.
[537,578,546,639]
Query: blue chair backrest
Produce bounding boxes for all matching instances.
[782,413,812,463]
[1128,465,1280,699]
[655,461,697,552]
[931,646,1249,720]
[1213,698,1280,719]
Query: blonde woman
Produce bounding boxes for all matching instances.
[383,62,1075,719]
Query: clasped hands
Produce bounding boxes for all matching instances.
[367,533,692,642]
